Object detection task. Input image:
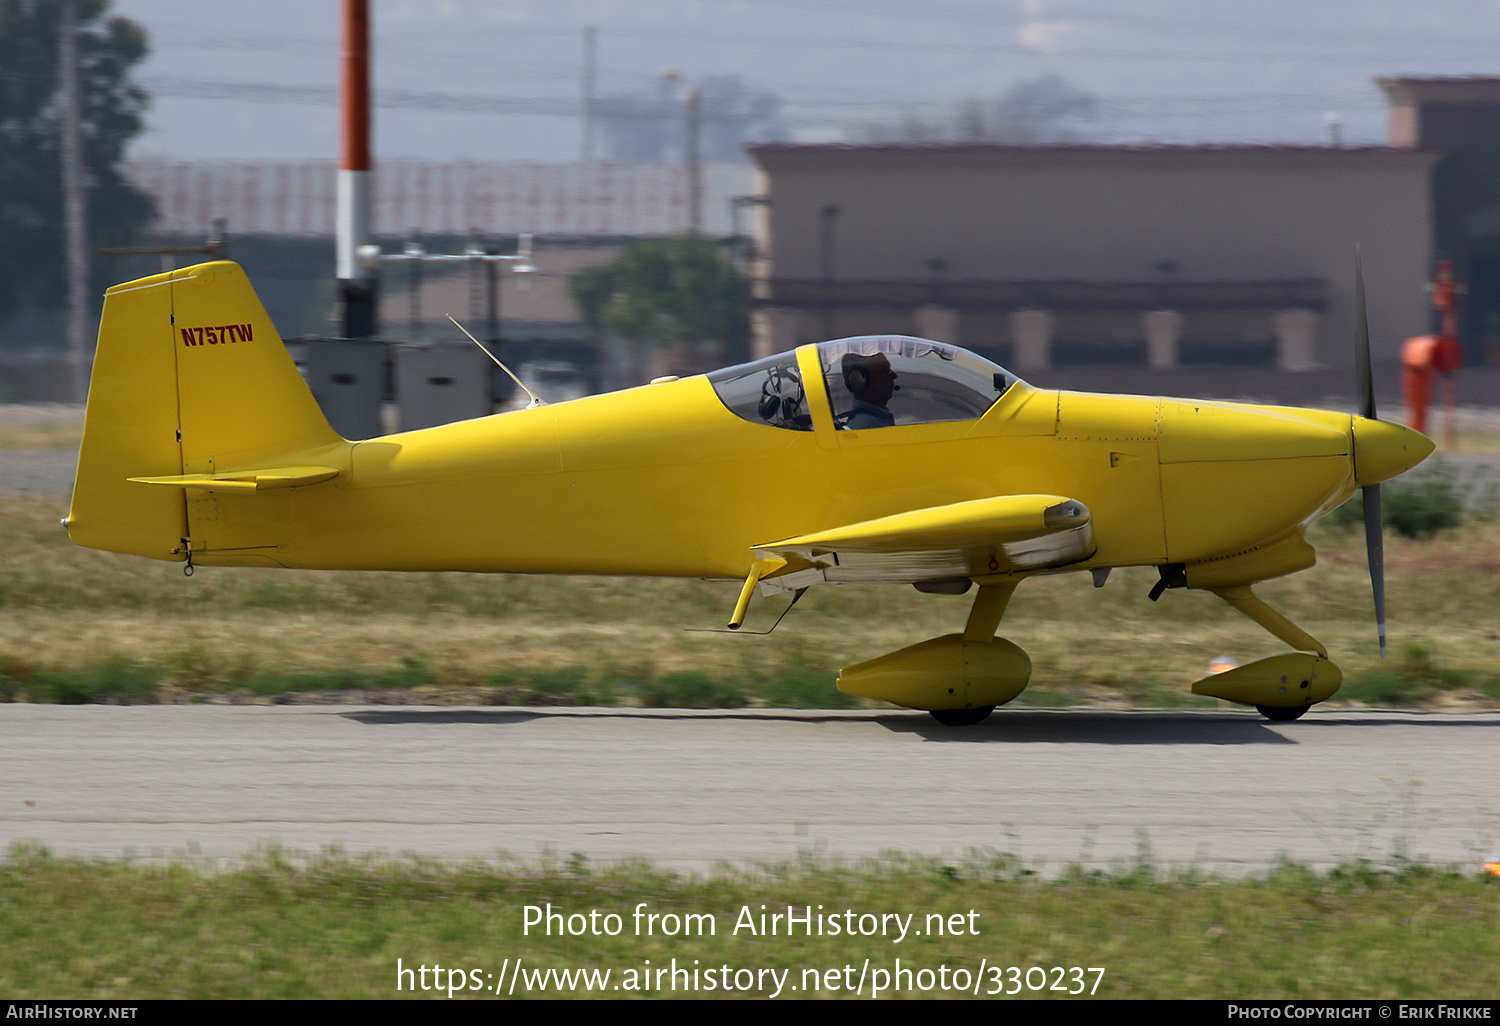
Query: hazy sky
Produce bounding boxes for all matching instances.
[110,0,1500,162]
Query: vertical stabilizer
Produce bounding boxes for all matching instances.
[170,262,339,466]
[68,261,344,561]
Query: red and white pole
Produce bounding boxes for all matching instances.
[337,0,377,336]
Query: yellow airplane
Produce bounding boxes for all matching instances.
[67,260,1433,724]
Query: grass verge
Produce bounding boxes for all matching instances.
[1,846,1496,999]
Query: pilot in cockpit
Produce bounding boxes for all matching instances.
[840,352,899,429]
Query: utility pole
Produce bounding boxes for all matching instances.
[582,26,596,162]
[60,0,90,403]
[686,85,702,235]
[337,0,377,337]
[661,69,702,236]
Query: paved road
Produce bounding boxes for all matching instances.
[3,705,1496,875]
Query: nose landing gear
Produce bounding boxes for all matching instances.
[1189,586,1343,719]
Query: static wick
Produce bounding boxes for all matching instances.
[446,314,544,409]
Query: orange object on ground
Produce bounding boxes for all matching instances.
[1403,260,1464,443]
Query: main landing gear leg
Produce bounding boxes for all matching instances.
[839,578,1030,722]
[963,579,1019,643]
[927,579,1022,727]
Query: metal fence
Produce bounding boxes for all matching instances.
[125,159,753,238]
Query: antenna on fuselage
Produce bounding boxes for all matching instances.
[446,314,545,409]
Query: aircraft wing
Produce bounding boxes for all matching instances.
[751,494,1095,593]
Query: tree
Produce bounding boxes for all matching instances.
[853,75,1099,145]
[569,237,751,384]
[0,0,154,325]
[986,75,1099,144]
[593,75,786,163]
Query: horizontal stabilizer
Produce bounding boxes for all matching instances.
[128,465,340,493]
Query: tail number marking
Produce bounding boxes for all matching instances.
[180,324,254,346]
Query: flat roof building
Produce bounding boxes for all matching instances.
[746,141,1439,376]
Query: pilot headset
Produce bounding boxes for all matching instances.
[842,353,874,393]
[842,354,897,394]
[758,364,804,422]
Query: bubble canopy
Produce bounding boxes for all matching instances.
[707,336,1020,432]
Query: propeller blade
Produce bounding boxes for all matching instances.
[1355,246,1375,421]
[1354,251,1386,657]
[1363,483,1386,658]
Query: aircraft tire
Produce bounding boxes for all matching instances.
[1256,704,1309,722]
[929,706,996,726]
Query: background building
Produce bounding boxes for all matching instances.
[10,78,1500,406]
[746,144,1436,375]
[745,76,1500,402]
[0,161,756,401]
[1381,76,1500,368]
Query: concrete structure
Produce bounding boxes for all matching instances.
[294,338,386,440]
[747,143,1440,372]
[393,343,494,431]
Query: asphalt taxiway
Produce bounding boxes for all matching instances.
[3,705,1496,875]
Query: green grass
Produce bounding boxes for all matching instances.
[1324,457,1474,538]
[1,846,1497,999]
[634,671,748,709]
[1344,640,1500,706]
[0,658,868,708]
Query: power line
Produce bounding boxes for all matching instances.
[146,23,1500,68]
[139,75,1388,126]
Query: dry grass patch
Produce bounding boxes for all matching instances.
[3,494,1498,708]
